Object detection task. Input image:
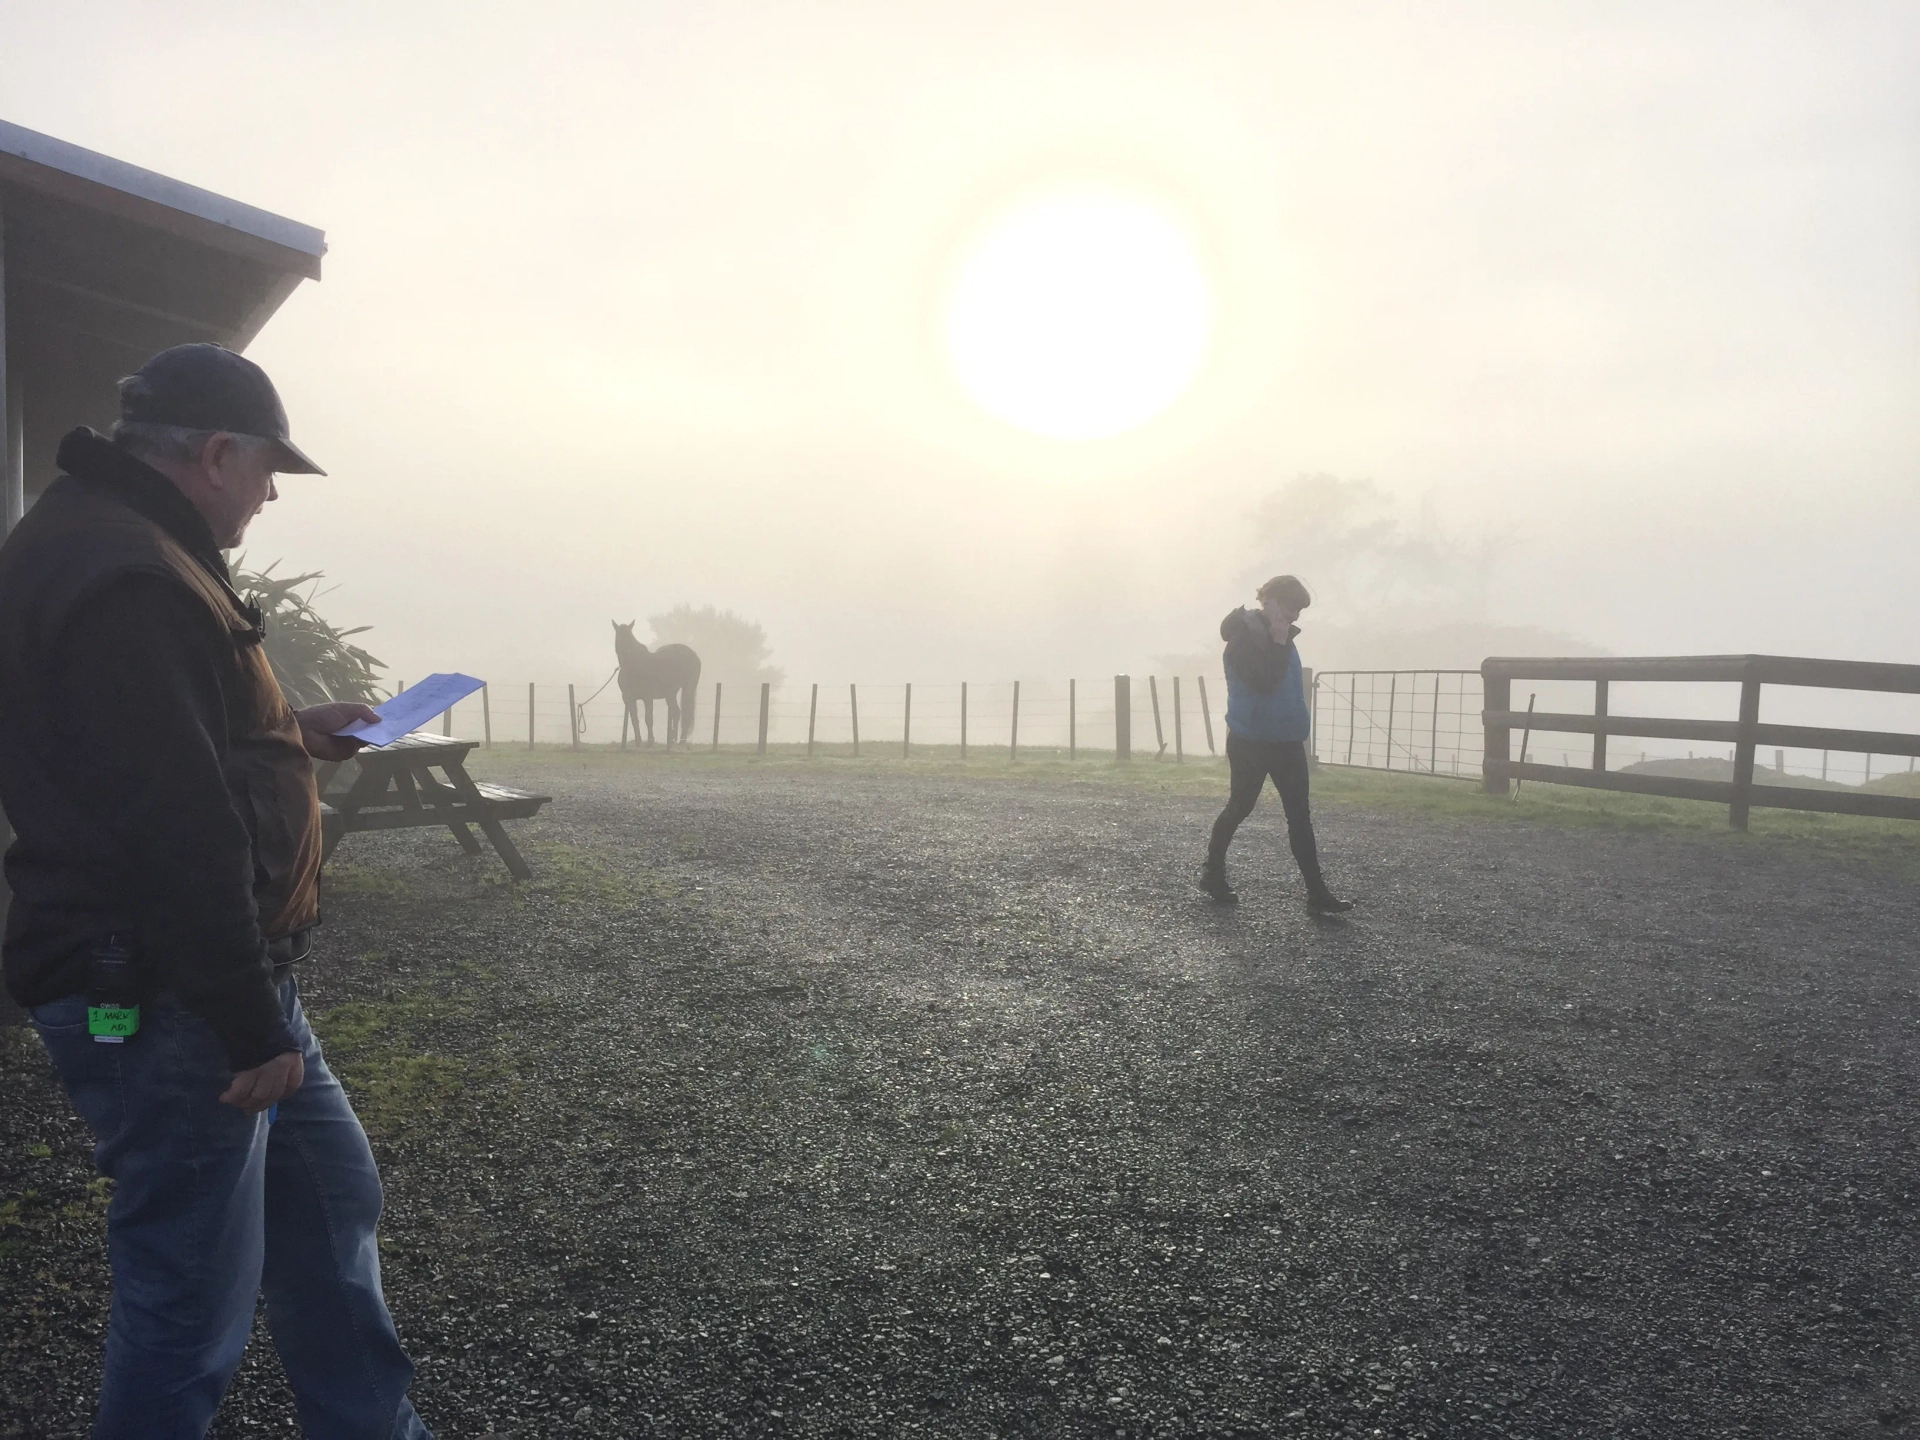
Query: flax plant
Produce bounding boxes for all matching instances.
[231,557,385,707]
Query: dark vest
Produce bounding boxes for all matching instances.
[0,443,321,985]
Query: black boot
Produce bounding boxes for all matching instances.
[1199,858,1238,904]
[1306,881,1354,914]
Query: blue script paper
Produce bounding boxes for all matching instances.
[338,673,486,747]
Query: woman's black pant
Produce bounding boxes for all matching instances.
[1207,733,1326,889]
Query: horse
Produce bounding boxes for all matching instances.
[612,622,702,749]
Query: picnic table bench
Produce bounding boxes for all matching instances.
[316,732,549,880]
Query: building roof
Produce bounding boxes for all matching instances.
[0,118,325,497]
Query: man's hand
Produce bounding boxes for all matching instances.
[220,1049,305,1113]
[295,702,381,761]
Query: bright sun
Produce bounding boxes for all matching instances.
[942,191,1213,442]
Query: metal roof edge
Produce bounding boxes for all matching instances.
[0,117,325,260]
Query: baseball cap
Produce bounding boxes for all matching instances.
[117,343,326,475]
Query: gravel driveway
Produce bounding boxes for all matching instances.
[4,759,1916,1438]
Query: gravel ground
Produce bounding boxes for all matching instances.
[4,759,1918,1439]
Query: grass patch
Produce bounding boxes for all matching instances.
[468,741,1920,874]
[516,839,678,910]
[313,994,480,1137]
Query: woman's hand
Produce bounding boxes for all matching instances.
[294,702,381,761]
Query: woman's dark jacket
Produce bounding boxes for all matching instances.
[1220,607,1311,743]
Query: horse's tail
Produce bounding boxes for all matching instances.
[682,675,698,736]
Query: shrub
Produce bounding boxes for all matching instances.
[232,559,385,707]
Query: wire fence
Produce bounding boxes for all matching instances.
[397,669,1920,790]
[1311,670,1485,777]
[1306,668,1920,790]
[400,676,1235,760]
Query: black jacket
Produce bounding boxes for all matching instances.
[1220,607,1299,696]
[0,430,305,1066]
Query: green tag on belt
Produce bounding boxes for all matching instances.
[88,1004,139,1041]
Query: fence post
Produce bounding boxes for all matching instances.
[757,682,770,756]
[1069,678,1076,760]
[528,682,536,751]
[1148,676,1166,757]
[1729,670,1761,830]
[903,683,912,759]
[1173,676,1183,762]
[807,683,818,757]
[960,682,968,759]
[1115,675,1131,761]
[712,682,722,751]
[1481,663,1510,795]
[850,683,859,757]
[482,684,491,748]
[1010,680,1020,761]
[568,685,579,751]
[1592,678,1609,772]
[1199,676,1216,755]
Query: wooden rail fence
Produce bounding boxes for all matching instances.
[1481,655,1920,828]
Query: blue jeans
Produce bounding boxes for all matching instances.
[31,976,432,1440]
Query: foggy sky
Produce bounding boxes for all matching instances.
[2,1,1915,692]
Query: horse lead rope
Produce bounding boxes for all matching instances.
[573,665,621,738]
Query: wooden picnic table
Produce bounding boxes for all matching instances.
[316,732,549,881]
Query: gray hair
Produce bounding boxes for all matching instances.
[111,421,273,468]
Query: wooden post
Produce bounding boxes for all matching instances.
[1729,671,1761,830]
[903,683,912,759]
[442,705,452,737]
[528,682,536,751]
[1199,676,1216,755]
[806,683,818,757]
[568,685,579,751]
[1115,675,1131,761]
[850,683,860,757]
[1148,676,1166,757]
[1481,665,1510,795]
[1593,678,1609,772]
[712,682,722,751]
[482,684,491,748]
[1775,748,1785,774]
[756,682,770,755]
[1172,676,1183,762]
[960,682,968,759]
[1069,679,1077,760]
[1010,680,1020,761]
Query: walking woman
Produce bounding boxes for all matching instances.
[1200,574,1354,911]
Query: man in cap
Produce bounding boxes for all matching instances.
[0,344,433,1437]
